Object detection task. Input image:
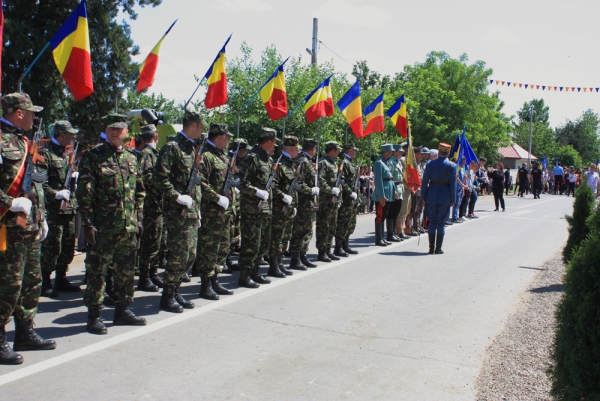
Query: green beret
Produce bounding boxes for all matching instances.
[102,113,128,129]
[283,135,299,147]
[342,143,357,151]
[140,124,158,136]
[54,120,78,135]
[183,109,207,128]
[303,138,318,149]
[257,127,277,141]
[1,92,43,114]
[209,123,233,137]
[380,144,393,153]
[325,141,342,152]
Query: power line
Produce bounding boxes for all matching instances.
[318,40,354,66]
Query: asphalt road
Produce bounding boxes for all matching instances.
[0,192,573,400]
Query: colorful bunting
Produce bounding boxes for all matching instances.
[489,79,600,93]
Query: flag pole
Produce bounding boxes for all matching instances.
[16,42,51,93]
[184,77,206,110]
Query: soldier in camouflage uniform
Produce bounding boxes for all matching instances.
[195,123,235,300]
[136,124,164,292]
[316,141,342,262]
[237,128,278,288]
[39,121,81,298]
[77,114,147,335]
[268,136,302,278]
[153,110,204,313]
[0,94,55,365]
[289,139,320,270]
[333,143,360,257]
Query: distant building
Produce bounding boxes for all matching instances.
[498,143,537,169]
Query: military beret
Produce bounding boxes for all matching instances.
[229,138,248,150]
[183,109,208,128]
[438,142,452,152]
[1,92,43,114]
[102,113,128,129]
[257,127,277,141]
[303,138,318,149]
[325,141,342,152]
[413,146,423,154]
[392,144,403,151]
[209,123,233,137]
[283,135,299,147]
[380,144,393,153]
[54,120,78,135]
[343,143,357,151]
[421,147,430,153]
[140,124,158,136]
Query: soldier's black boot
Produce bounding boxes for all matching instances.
[289,252,307,271]
[277,254,292,275]
[326,248,340,261]
[0,325,23,365]
[386,220,401,242]
[13,319,56,351]
[317,250,331,262]
[103,272,116,307]
[41,272,59,298]
[221,255,235,274]
[199,275,220,300]
[262,253,270,266]
[428,233,436,254]
[137,269,159,292]
[87,306,108,335]
[343,239,358,255]
[251,267,271,284]
[267,256,286,278]
[174,283,195,308]
[227,255,240,271]
[301,253,317,268]
[211,274,234,295]
[375,222,387,247]
[150,267,164,288]
[54,270,81,292]
[113,303,147,326]
[333,237,349,257]
[434,234,445,255]
[238,268,260,289]
[159,283,184,313]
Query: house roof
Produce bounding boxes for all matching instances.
[498,143,537,160]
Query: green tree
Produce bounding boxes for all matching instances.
[555,109,600,164]
[513,99,557,161]
[2,0,162,146]
[555,145,583,168]
[562,184,595,263]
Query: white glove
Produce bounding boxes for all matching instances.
[56,189,71,201]
[292,208,297,217]
[9,197,32,216]
[350,192,358,200]
[71,171,79,181]
[39,220,49,241]
[282,194,293,205]
[234,187,240,195]
[311,187,320,195]
[176,194,193,208]
[256,189,269,200]
[331,187,341,196]
[217,196,230,210]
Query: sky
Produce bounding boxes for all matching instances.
[126,0,600,129]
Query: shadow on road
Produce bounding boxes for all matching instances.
[519,265,546,271]
[379,251,429,257]
[530,284,563,294]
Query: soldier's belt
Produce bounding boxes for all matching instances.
[383,178,393,182]
[394,181,401,185]
[430,181,449,186]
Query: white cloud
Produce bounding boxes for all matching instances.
[213,0,273,12]
[314,0,391,26]
[481,25,519,45]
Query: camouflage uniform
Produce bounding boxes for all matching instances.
[228,139,247,256]
[76,120,145,308]
[316,142,342,258]
[334,144,360,254]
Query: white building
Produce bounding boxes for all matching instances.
[498,143,537,169]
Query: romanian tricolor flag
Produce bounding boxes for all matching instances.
[204,34,231,109]
[137,19,177,92]
[49,0,93,101]
[304,76,334,124]
[404,127,422,192]
[387,94,408,138]
[259,57,289,121]
[337,81,363,138]
[363,92,385,136]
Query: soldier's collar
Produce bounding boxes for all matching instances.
[344,153,353,160]
[51,137,64,149]
[281,150,292,158]
[0,117,14,127]
[178,130,195,144]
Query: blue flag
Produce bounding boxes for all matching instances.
[542,157,547,169]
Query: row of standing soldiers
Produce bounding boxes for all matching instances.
[0,92,363,365]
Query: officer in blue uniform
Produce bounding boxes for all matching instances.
[372,144,396,246]
[421,143,457,254]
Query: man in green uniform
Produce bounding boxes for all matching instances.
[316,141,342,262]
[237,128,278,288]
[195,123,235,300]
[289,139,320,270]
[77,114,147,334]
[0,93,55,365]
[153,110,204,313]
[372,144,396,246]
[40,121,80,298]
[334,143,360,257]
[388,144,405,241]
[136,124,164,292]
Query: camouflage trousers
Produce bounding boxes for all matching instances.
[269,206,294,258]
[0,228,42,325]
[230,208,240,252]
[84,230,136,307]
[157,222,168,268]
[239,212,271,271]
[217,213,233,267]
[316,201,339,251]
[41,214,75,274]
[334,202,357,241]
[196,203,230,277]
[289,206,315,253]
[164,214,198,284]
[138,211,163,271]
[281,218,293,254]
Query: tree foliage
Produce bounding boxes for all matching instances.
[562,184,595,263]
[555,109,600,165]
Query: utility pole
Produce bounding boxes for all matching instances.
[528,101,534,166]
[310,18,318,65]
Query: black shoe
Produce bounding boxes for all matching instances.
[289,253,307,271]
[399,232,410,240]
[87,307,108,334]
[137,269,160,292]
[343,240,358,255]
[333,238,349,257]
[13,319,56,351]
[317,250,331,262]
[267,257,286,278]
[0,326,23,365]
[174,283,195,308]
[280,264,294,275]
[210,274,234,295]
[40,273,59,298]
[160,283,184,313]
[113,304,147,326]
[251,269,271,284]
[386,234,401,243]
[181,273,191,283]
[301,253,317,268]
[326,251,340,261]
[434,234,445,254]
[428,233,435,254]
[199,275,219,300]
[150,268,164,288]
[386,220,401,242]
[375,222,387,246]
[238,269,260,288]
[54,271,81,292]
[445,219,453,226]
